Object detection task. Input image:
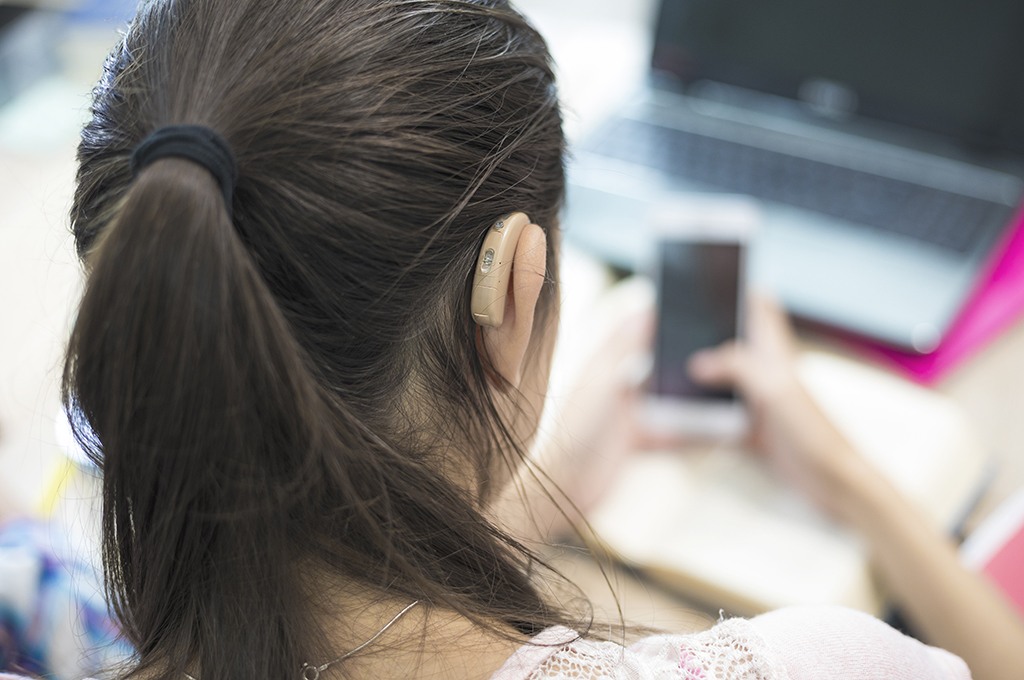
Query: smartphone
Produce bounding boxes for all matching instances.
[643,219,753,438]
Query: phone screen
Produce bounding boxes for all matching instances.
[653,240,741,401]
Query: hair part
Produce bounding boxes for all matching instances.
[65,1,585,679]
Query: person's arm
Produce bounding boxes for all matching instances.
[688,296,1024,680]
[846,453,1024,680]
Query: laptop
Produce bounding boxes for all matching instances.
[562,0,1024,352]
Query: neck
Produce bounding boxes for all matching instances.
[320,595,526,680]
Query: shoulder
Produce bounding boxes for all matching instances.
[745,605,970,679]
[491,626,665,680]
[0,676,99,680]
[671,605,969,680]
[490,622,784,680]
[490,606,969,680]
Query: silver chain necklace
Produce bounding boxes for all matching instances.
[184,600,421,680]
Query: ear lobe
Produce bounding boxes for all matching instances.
[481,223,547,388]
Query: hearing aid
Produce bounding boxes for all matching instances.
[471,212,531,327]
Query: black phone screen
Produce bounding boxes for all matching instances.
[652,240,741,401]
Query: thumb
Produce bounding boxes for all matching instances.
[688,342,745,389]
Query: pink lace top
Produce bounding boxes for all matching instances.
[0,604,970,680]
[490,605,970,680]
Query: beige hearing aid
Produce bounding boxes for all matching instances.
[471,212,531,327]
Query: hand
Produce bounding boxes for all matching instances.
[691,298,1024,680]
[687,295,878,522]
[489,282,659,541]
[548,306,656,522]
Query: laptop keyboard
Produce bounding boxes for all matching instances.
[586,118,1017,254]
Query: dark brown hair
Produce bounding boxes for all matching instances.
[63,1,578,678]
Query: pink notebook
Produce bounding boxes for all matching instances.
[961,488,1024,618]
[849,211,1024,385]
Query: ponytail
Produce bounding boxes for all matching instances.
[65,156,329,678]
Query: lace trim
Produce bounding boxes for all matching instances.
[678,619,789,680]
[527,638,626,680]
[523,619,787,680]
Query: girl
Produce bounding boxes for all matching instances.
[17,0,985,678]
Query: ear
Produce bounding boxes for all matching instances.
[480,223,548,388]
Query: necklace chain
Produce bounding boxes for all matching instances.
[300,600,421,680]
[183,600,421,680]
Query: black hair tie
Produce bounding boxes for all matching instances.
[130,125,238,218]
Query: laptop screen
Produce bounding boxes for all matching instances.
[652,0,1024,155]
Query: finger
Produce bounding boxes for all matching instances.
[748,292,797,348]
[581,296,656,384]
[747,288,781,311]
[612,307,655,358]
[594,276,657,361]
[631,428,695,451]
[687,342,745,388]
